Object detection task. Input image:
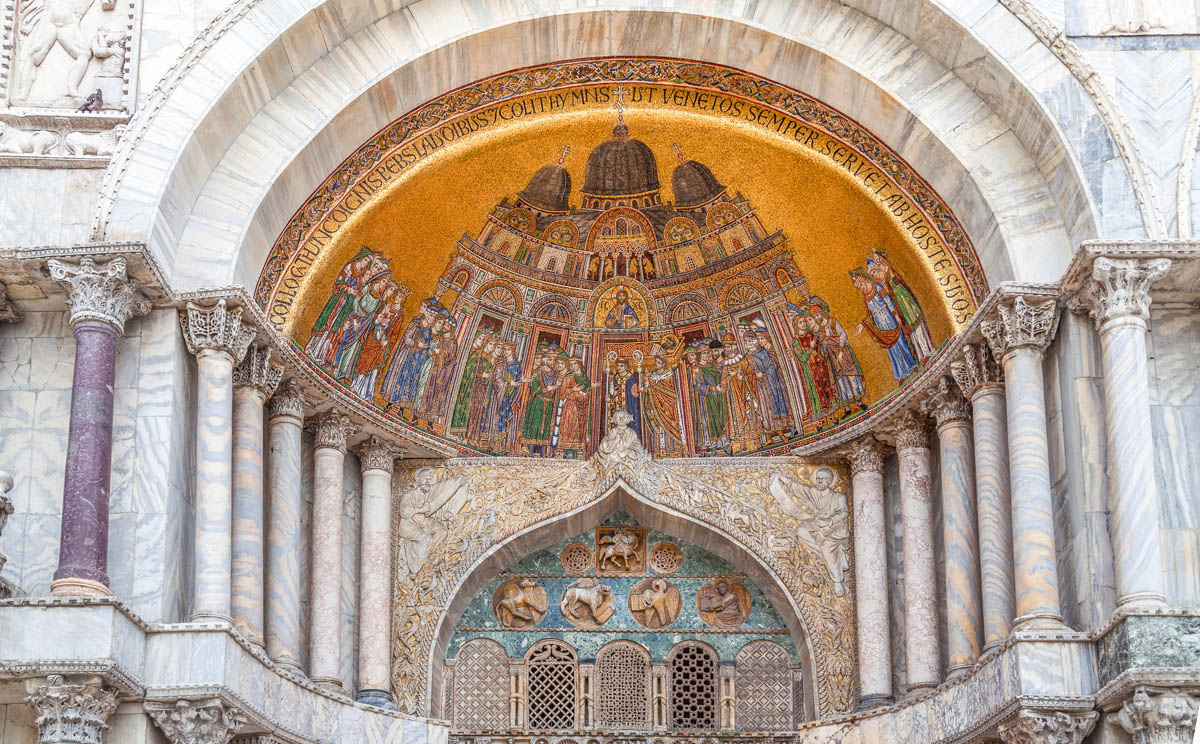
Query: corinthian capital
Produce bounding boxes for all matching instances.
[950,342,1002,399]
[48,256,150,333]
[233,343,284,396]
[998,709,1098,744]
[357,434,398,474]
[921,376,971,428]
[182,300,255,363]
[982,295,1059,360]
[267,378,306,421]
[891,412,930,451]
[0,280,22,323]
[1076,257,1170,327]
[844,435,886,477]
[25,674,119,744]
[146,698,248,744]
[1115,687,1198,744]
[309,410,356,452]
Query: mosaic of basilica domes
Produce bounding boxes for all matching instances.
[258,59,986,458]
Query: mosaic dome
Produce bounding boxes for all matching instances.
[581,123,662,206]
[518,163,572,213]
[672,159,725,208]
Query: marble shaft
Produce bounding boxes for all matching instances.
[309,411,354,691]
[357,438,395,707]
[971,385,1014,648]
[897,422,939,691]
[937,417,982,674]
[231,385,268,645]
[193,348,236,622]
[265,385,305,672]
[848,438,891,704]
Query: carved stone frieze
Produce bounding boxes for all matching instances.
[25,674,119,744]
[920,376,971,428]
[950,342,1002,399]
[997,709,1099,744]
[844,435,885,477]
[0,280,22,323]
[266,378,305,421]
[182,300,255,363]
[1113,687,1199,744]
[232,343,283,396]
[48,255,149,332]
[981,295,1059,360]
[1076,257,1171,327]
[145,698,248,744]
[356,434,397,474]
[308,410,355,452]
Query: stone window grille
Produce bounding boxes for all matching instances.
[526,639,578,730]
[734,640,793,731]
[452,639,511,731]
[668,641,719,729]
[595,640,651,729]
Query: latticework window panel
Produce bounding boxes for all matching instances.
[668,642,718,730]
[595,641,650,729]
[526,640,578,730]
[734,640,792,731]
[453,639,511,731]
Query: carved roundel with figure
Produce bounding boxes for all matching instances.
[648,542,683,575]
[560,577,615,629]
[628,578,682,629]
[491,578,549,628]
[560,542,594,576]
[695,579,752,629]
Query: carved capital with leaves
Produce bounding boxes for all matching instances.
[48,256,149,333]
[844,436,886,477]
[182,300,255,363]
[921,376,971,428]
[1076,257,1170,327]
[950,342,1002,399]
[998,709,1098,744]
[309,410,356,452]
[146,698,248,744]
[233,343,284,396]
[982,295,1059,360]
[1113,687,1199,744]
[25,674,119,744]
[357,434,398,474]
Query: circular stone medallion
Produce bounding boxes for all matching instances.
[695,579,752,629]
[560,542,594,576]
[628,578,683,629]
[491,578,549,628]
[648,542,683,574]
[560,577,615,629]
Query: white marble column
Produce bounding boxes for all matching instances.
[1078,257,1171,610]
[183,300,255,623]
[951,342,1015,650]
[982,295,1066,630]
[356,435,397,708]
[231,344,283,647]
[265,379,306,673]
[922,377,982,677]
[894,413,939,692]
[845,435,892,705]
[308,410,356,692]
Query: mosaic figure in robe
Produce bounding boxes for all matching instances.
[350,290,406,401]
[604,288,640,329]
[305,248,381,366]
[462,336,500,446]
[552,356,591,458]
[638,353,686,457]
[809,298,866,414]
[381,298,442,416]
[850,269,918,380]
[519,347,560,456]
[412,314,459,428]
[449,333,490,435]
[485,342,525,452]
[692,344,731,453]
[720,335,767,453]
[867,250,934,361]
[790,312,839,419]
[606,358,642,444]
[331,276,397,383]
[740,325,794,438]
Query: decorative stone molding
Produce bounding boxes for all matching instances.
[232,343,283,396]
[182,299,255,363]
[920,376,971,428]
[1113,687,1199,743]
[0,280,22,323]
[145,698,248,744]
[25,674,119,744]
[47,256,149,333]
[950,342,1002,399]
[309,410,355,452]
[981,295,1060,359]
[357,435,397,474]
[891,412,930,451]
[0,116,128,168]
[266,379,305,420]
[844,436,885,476]
[1075,257,1171,327]
[997,709,1099,744]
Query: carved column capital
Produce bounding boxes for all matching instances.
[998,709,1099,744]
[0,280,22,323]
[233,344,283,397]
[146,698,248,744]
[25,674,119,744]
[1076,257,1171,327]
[1114,687,1199,743]
[845,436,886,476]
[950,342,1002,399]
[308,410,356,452]
[267,379,306,421]
[48,256,149,333]
[982,295,1059,360]
[182,300,255,363]
[356,435,397,474]
[891,412,930,451]
[920,376,971,428]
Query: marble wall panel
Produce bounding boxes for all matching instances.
[0,703,37,744]
[0,169,102,247]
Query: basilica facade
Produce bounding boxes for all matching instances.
[0,2,1198,744]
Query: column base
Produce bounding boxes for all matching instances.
[312,676,344,694]
[190,611,234,626]
[273,658,304,676]
[1116,593,1168,612]
[356,689,397,709]
[50,577,112,597]
[982,639,1007,654]
[946,663,974,680]
[905,681,937,696]
[856,693,893,710]
[1013,612,1070,631]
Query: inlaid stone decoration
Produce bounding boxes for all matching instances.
[648,541,683,575]
[492,578,548,628]
[696,579,752,629]
[560,542,594,575]
[596,525,646,574]
[628,578,683,628]
[560,577,616,628]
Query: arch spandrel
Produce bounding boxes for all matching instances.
[391,424,856,719]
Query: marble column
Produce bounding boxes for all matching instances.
[25,674,119,744]
[894,413,939,692]
[47,257,148,596]
[951,342,1015,650]
[982,295,1066,630]
[183,300,255,623]
[231,344,283,647]
[265,379,306,673]
[1078,257,1171,610]
[308,410,356,692]
[1115,687,1199,744]
[922,377,982,677]
[146,698,248,744]
[356,435,397,708]
[845,435,891,706]
[997,709,1098,744]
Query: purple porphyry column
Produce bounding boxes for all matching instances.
[48,257,149,596]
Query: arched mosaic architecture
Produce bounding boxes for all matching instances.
[1,2,1199,744]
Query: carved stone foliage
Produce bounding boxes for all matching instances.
[950,342,1002,399]
[182,300,255,363]
[997,709,1099,744]
[0,280,22,323]
[921,376,971,428]
[356,434,397,474]
[25,674,119,744]
[844,435,885,476]
[308,410,355,452]
[559,542,593,575]
[1077,257,1171,326]
[266,378,305,420]
[145,698,248,744]
[648,541,682,574]
[892,412,931,450]
[48,255,148,332]
[1114,687,1199,744]
[982,295,1059,359]
[232,343,283,396]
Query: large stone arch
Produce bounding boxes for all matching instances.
[94,0,1137,298]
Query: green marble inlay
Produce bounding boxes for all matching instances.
[1096,615,1200,686]
[449,509,797,662]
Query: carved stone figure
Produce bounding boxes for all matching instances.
[396,467,472,577]
[560,577,615,628]
[0,122,57,154]
[628,578,682,628]
[0,471,14,597]
[696,579,751,629]
[64,124,123,156]
[596,526,644,573]
[767,466,851,596]
[491,578,548,628]
[594,409,652,473]
[14,0,101,102]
